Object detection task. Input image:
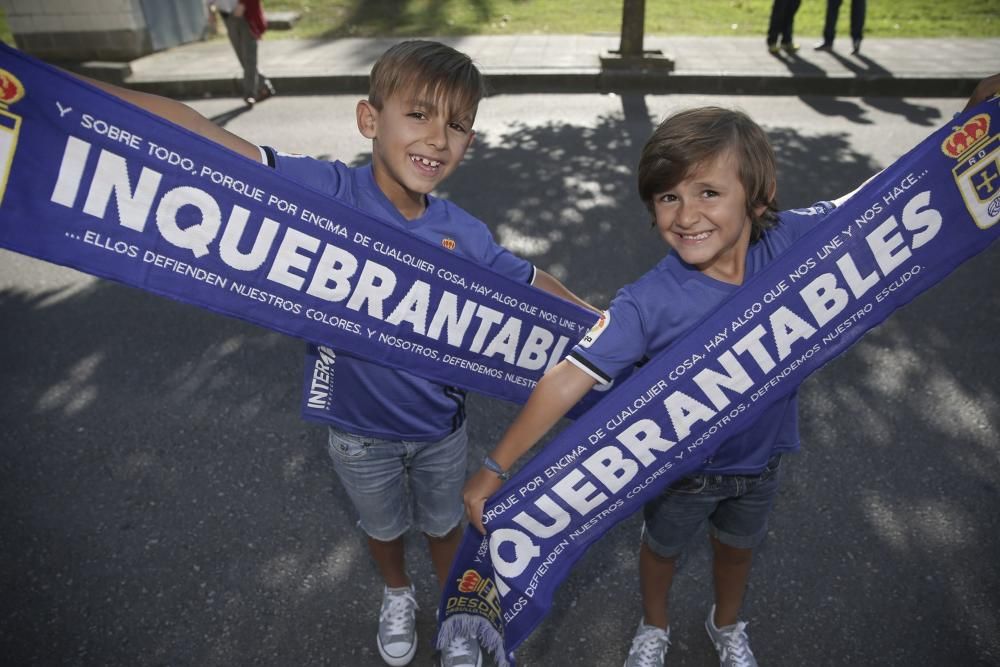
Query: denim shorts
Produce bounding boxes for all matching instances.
[642,455,784,558]
[326,424,468,541]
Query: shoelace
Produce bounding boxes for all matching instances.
[629,626,670,667]
[718,621,754,667]
[380,591,417,635]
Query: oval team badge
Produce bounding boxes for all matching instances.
[946,112,1000,230]
[0,67,25,207]
[442,237,456,250]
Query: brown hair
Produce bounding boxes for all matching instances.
[368,40,486,122]
[637,107,779,242]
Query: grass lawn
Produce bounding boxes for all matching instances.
[262,0,999,40]
[1,1,997,46]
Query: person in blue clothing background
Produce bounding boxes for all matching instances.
[208,0,275,105]
[85,40,593,667]
[463,106,849,667]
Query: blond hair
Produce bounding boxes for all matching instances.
[368,40,485,121]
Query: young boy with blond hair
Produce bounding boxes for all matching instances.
[87,40,591,667]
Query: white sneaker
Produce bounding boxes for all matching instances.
[440,634,483,667]
[377,584,418,666]
[624,621,670,667]
[705,604,758,667]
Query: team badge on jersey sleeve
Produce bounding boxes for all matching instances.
[578,310,609,349]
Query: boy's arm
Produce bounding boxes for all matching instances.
[964,72,1000,111]
[463,359,597,534]
[78,76,262,162]
[532,268,600,313]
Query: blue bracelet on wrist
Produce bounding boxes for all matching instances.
[482,455,510,481]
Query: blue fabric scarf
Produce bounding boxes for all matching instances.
[435,100,1000,666]
[0,45,607,411]
[0,43,997,667]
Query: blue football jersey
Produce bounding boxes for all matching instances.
[568,202,836,474]
[269,153,534,440]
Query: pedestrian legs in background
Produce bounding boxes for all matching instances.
[766,0,803,54]
[220,6,275,106]
[815,0,867,54]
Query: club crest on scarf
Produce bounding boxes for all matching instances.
[450,567,503,624]
[946,112,1000,229]
[0,68,25,207]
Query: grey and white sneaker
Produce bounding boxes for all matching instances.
[440,634,483,667]
[624,621,671,667]
[377,584,418,666]
[705,604,758,667]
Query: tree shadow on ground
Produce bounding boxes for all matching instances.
[797,50,945,126]
[209,103,255,126]
[1,95,997,666]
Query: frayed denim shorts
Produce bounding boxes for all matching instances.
[327,424,468,542]
[642,454,784,558]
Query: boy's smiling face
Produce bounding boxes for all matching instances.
[652,150,765,285]
[357,89,476,220]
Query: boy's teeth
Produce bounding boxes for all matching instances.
[412,155,440,167]
[683,231,710,240]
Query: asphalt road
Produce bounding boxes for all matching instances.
[1,93,998,666]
